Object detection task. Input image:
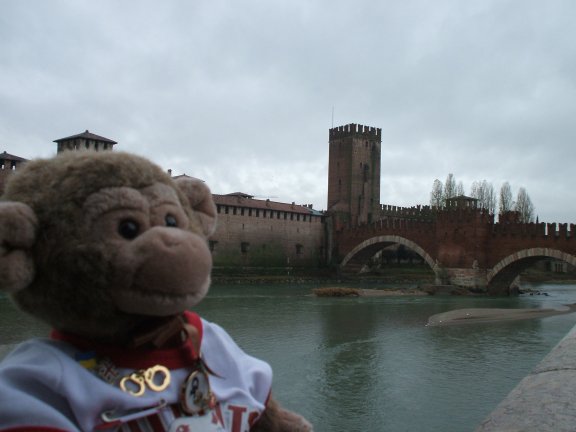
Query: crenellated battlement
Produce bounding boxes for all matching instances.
[372,204,576,239]
[378,203,497,224]
[436,207,494,225]
[491,222,575,239]
[344,215,576,241]
[329,123,381,140]
[345,216,436,236]
[379,203,435,220]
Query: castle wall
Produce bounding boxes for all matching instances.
[210,195,326,269]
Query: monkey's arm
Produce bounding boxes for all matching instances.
[0,202,37,294]
[252,397,313,432]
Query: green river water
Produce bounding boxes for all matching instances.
[2,282,576,432]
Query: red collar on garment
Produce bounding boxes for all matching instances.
[50,311,203,370]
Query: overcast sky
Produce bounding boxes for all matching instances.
[2,0,575,223]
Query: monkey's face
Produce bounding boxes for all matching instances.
[2,152,217,343]
[83,182,212,317]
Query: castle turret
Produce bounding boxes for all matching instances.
[53,130,117,154]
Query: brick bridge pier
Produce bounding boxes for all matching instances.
[332,206,576,295]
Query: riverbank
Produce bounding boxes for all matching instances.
[211,265,435,286]
[212,267,576,291]
[427,305,576,326]
[313,287,430,297]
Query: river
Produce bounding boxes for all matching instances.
[2,282,576,432]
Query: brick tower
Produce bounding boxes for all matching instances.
[327,123,382,228]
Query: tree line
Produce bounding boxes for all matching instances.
[430,173,535,223]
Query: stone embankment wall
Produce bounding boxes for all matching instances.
[476,322,576,432]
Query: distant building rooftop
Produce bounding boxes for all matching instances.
[53,130,117,144]
[213,193,321,215]
[0,151,28,195]
[0,151,28,162]
[226,192,254,199]
[171,173,204,182]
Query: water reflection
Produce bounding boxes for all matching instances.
[315,299,381,430]
[0,296,49,345]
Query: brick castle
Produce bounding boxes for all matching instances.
[0,124,432,273]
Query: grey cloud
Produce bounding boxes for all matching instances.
[1,0,575,222]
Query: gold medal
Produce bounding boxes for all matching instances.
[180,369,216,415]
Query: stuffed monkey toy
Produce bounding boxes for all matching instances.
[0,151,312,432]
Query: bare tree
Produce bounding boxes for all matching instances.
[430,179,444,208]
[470,180,496,213]
[515,187,535,223]
[483,181,496,214]
[499,182,514,215]
[455,181,465,197]
[470,181,482,202]
[444,173,456,200]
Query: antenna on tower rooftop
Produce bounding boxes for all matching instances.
[331,106,334,128]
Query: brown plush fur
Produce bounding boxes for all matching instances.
[0,151,311,431]
[3,152,210,341]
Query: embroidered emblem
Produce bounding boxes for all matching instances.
[75,351,98,369]
[96,358,120,384]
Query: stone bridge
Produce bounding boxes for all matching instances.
[333,208,576,294]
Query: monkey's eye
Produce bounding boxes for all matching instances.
[118,219,140,239]
[165,214,178,227]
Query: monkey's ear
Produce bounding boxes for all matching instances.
[0,202,38,294]
[174,178,217,237]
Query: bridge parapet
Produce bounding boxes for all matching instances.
[491,222,575,239]
[344,217,436,236]
[436,207,494,224]
[558,223,571,237]
[378,205,499,224]
[380,203,435,220]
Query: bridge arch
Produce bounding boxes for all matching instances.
[487,248,576,294]
[340,235,437,272]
